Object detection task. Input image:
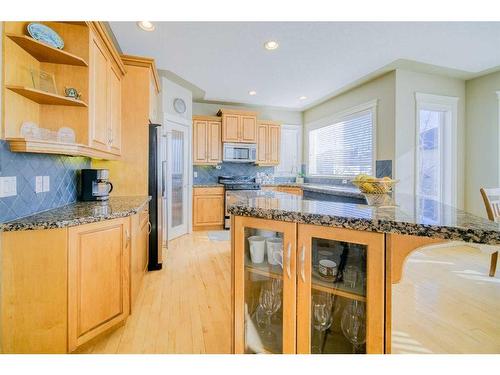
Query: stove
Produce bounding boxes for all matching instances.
[218,175,261,191]
[218,176,261,229]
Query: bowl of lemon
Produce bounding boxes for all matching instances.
[352,174,398,194]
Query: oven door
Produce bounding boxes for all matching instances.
[224,190,233,229]
[223,143,256,162]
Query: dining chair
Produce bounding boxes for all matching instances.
[479,187,500,277]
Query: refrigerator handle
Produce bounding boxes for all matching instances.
[162,160,168,198]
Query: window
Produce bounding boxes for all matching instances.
[308,105,375,177]
[276,124,302,176]
[415,93,458,219]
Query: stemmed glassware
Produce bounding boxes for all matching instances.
[341,300,366,353]
[311,293,334,353]
[258,280,282,340]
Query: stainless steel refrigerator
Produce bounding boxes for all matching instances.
[148,123,166,270]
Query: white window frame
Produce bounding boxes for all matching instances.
[497,91,500,186]
[275,124,303,177]
[414,92,458,208]
[305,99,377,178]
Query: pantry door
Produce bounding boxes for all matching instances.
[233,216,297,354]
[166,122,189,240]
[296,224,385,354]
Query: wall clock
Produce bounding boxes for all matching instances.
[173,98,186,114]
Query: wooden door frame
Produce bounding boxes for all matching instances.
[296,224,385,354]
[232,216,297,354]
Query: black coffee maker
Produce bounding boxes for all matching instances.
[79,169,113,201]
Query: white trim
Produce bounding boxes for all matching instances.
[164,112,191,126]
[165,120,191,240]
[414,92,459,208]
[275,124,303,177]
[305,99,378,178]
[497,91,500,187]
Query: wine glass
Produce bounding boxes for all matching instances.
[259,283,282,341]
[343,265,359,289]
[341,300,366,353]
[311,293,333,353]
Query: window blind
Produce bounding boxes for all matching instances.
[308,110,373,177]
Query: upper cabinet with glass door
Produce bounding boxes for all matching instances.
[297,224,385,354]
[233,216,297,354]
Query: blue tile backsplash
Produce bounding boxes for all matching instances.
[194,163,275,184]
[0,140,90,223]
[193,160,392,186]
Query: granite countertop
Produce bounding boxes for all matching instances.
[0,196,151,232]
[193,183,224,187]
[227,190,500,245]
[262,183,362,198]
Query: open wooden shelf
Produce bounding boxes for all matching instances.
[244,258,366,302]
[311,275,366,302]
[6,85,88,107]
[6,34,88,66]
[6,138,120,160]
[245,259,283,280]
[5,34,88,66]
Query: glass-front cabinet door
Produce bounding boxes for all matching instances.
[233,216,297,354]
[297,224,384,354]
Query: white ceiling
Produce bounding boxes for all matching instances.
[109,22,500,110]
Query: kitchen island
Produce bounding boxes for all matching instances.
[227,190,500,354]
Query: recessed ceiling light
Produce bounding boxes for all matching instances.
[248,90,257,96]
[264,40,279,50]
[137,21,155,31]
[299,96,307,100]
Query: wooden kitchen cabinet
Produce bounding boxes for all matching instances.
[296,225,384,354]
[218,108,257,143]
[233,216,297,354]
[2,22,125,159]
[0,210,150,353]
[108,64,122,154]
[193,186,225,230]
[89,30,122,155]
[232,217,385,354]
[193,116,222,165]
[68,217,131,352]
[256,120,281,165]
[89,33,109,151]
[278,186,302,196]
[130,208,150,310]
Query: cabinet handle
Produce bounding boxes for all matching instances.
[286,242,291,279]
[148,221,152,234]
[300,245,306,282]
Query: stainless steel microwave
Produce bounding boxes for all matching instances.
[223,143,257,163]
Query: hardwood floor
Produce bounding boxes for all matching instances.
[392,245,500,354]
[76,233,498,354]
[75,231,231,354]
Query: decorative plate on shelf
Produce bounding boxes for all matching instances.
[173,98,186,114]
[20,121,41,139]
[57,127,76,143]
[27,23,64,49]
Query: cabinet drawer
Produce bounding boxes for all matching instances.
[193,195,224,226]
[278,187,303,196]
[193,186,224,196]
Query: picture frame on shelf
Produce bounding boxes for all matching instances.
[30,68,57,94]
